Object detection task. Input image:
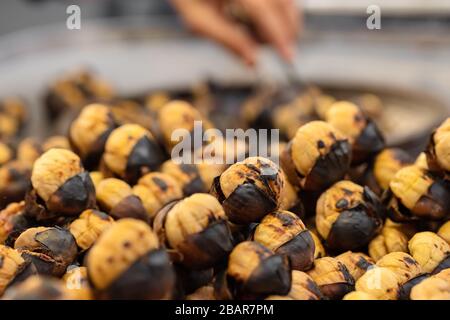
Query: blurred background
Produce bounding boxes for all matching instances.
[0,0,449,151]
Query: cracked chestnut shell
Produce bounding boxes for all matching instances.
[384,165,450,222]
[408,231,450,274]
[69,209,115,251]
[325,101,385,165]
[253,210,315,271]
[0,245,36,296]
[161,159,222,196]
[25,149,95,221]
[316,181,383,252]
[2,275,72,300]
[69,103,117,169]
[355,266,400,300]
[425,118,450,177]
[223,241,291,300]
[0,161,31,210]
[281,121,351,192]
[14,226,78,277]
[87,218,175,300]
[307,257,354,300]
[266,270,323,300]
[376,252,422,284]
[96,178,148,222]
[336,251,374,281]
[0,201,33,246]
[132,172,183,221]
[103,124,165,185]
[211,157,284,225]
[153,193,233,269]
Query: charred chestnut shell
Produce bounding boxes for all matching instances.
[336,251,374,281]
[87,219,175,300]
[69,103,118,170]
[397,273,430,300]
[316,181,383,252]
[0,161,31,210]
[253,210,315,271]
[0,201,34,246]
[325,101,385,165]
[307,257,354,300]
[384,165,450,222]
[211,157,284,225]
[14,227,78,277]
[153,194,234,270]
[220,241,291,300]
[266,270,324,300]
[281,121,351,192]
[103,124,166,185]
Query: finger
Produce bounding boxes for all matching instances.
[274,0,300,40]
[241,0,294,62]
[171,0,258,66]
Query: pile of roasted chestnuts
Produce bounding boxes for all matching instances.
[0,69,449,300]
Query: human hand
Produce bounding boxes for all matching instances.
[170,0,301,66]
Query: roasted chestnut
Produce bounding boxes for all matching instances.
[306,257,354,299]
[315,181,383,252]
[161,160,222,196]
[336,251,374,281]
[96,178,147,222]
[365,148,412,195]
[0,142,12,166]
[63,266,93,300]
[0,202,33,246]
[408,231,450,274]
[368,224,409,261]
[281,121,351,192]
[211,157,284,225]
[86,218,175,299]
[253,210,315,271]
[0,161,31,210]
[425,118,450,177]
[69,103,117,169]
[89,171,104,189]
[45,69,114,120]
[310,231,326,258]
[14,227,78,277]
[385,165,450,221]
[279,175,304,218]
[153,193,233,269]
[397,273,430,300]
[325,101,385,165]
[158,100,212,152]
[132,172,183,221]
[0,245,36,296]
[25,149,95,221]
[376,252,422,284]
[68,209,114,251]
[102,124,165,184]
[266,270,323,300]
[43,136,71,152]
[2,275,72,300]
[438,220,450,244]
[355,266,400,300]
[16,138,43,168]
[223,241,291,300]
[410,269,450,300]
